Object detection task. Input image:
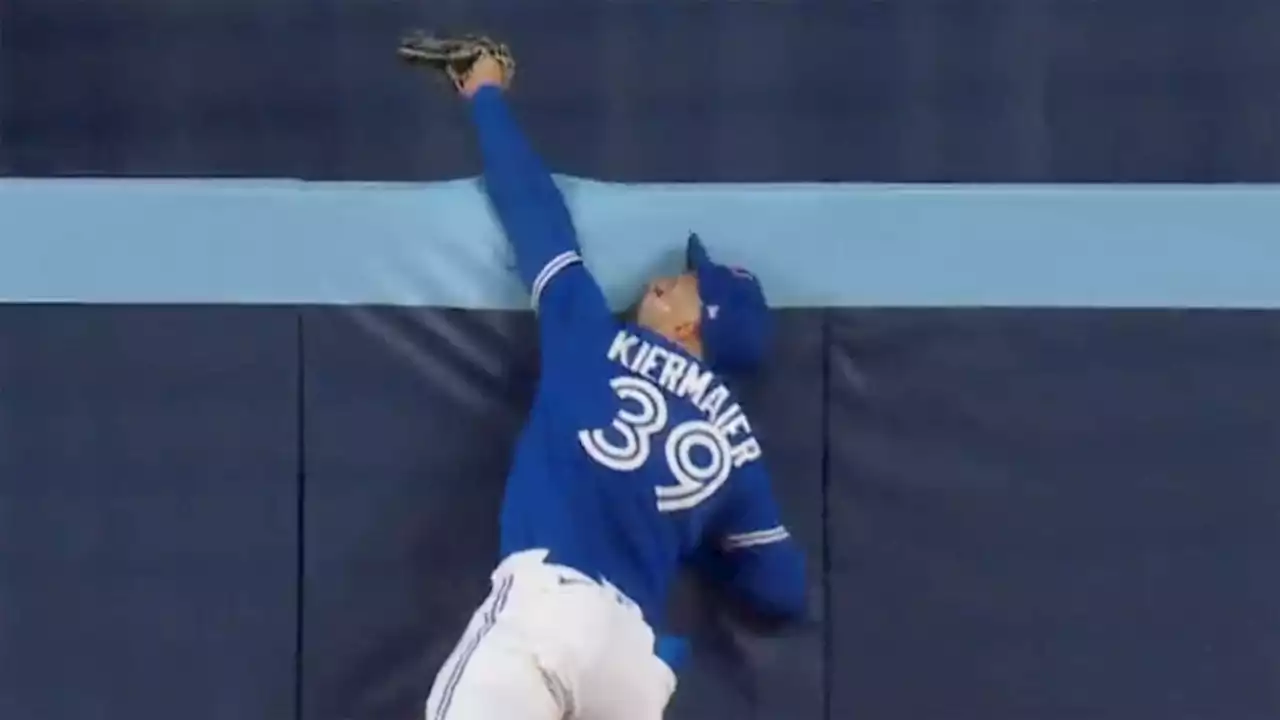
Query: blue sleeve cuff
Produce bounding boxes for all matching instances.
[468,84,505,107]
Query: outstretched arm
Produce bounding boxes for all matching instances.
[464,65,611,331]
[694,461,809,623]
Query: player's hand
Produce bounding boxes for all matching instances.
[460,55,507,98]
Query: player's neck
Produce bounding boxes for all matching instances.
[657,328,704,360]
[677,336,704,360]
[634,319,704,360]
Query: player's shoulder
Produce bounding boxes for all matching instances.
[545,310,623,362]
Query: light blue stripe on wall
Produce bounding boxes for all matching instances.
[0,178,1277,308]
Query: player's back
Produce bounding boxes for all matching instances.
[498,320,765,627]
[465,78,805,634]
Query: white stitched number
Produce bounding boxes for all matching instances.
[658,419,733,511]
[578,376,668,472]
[578,376,734,512]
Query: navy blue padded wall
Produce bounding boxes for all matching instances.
[825,309,1280,720]
[5,0,1280,182]
[0,306,299,720]
[298,308,534,720]
[298,308,825,720]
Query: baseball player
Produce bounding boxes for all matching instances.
[399,35,808,720]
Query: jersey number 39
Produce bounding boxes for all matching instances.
[578,376,733,512]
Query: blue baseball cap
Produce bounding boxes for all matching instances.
[686,233,773,374]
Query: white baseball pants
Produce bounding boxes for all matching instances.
[424,549,677,720]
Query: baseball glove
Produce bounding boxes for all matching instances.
[397,32,515,91]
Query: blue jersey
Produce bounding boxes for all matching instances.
[468,86,807,628]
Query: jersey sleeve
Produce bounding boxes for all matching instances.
[694,460,808,621]
[467,86,614,337]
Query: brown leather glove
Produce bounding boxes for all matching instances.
[397,32,515,92]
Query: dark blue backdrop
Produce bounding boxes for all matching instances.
[3,0,1279,181]
[2,307,1277,720]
